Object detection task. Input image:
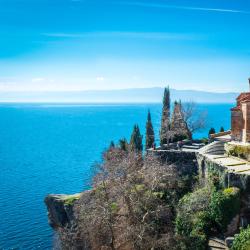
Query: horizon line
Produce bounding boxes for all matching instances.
[0,87,240,94]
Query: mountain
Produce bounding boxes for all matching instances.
[0,88,239,103]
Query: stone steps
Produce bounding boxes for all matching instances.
[199,141,226,156]
[182,145,201,150]
[208,238,228,250]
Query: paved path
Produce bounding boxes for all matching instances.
[205,154,250,175]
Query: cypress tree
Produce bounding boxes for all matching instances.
[220,127,225,133]
[119,138,128,151]
[146,110,155,149]
[109,141,115,149]
[160,87,171,145]
[130,124,143,152]
[209,127,216,136]
[171,101,190,141]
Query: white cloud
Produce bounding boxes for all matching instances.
[0,81,17,85]
[96,76,105,81]
[41,31,199,40]
[32,78,45,82]
[117,2,250,14]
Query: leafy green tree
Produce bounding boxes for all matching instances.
[145,110,155,149]
[130,125,143,152]
[160,87,171,146]
[220,127,225,133]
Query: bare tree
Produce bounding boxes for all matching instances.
[182,102,207,139]
[77,148,186,249]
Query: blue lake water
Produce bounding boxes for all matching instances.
[0,103,232,249]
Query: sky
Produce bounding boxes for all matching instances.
[0,0,250,93]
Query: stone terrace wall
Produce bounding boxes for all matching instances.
[196,152,250,192]
[147,149,196,164]
[147,149,198,178]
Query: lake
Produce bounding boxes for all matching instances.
[0,103,232,249]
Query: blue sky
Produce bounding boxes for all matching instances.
[0,0,250,93]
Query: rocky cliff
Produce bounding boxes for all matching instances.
[45,192,94,250]
[45,150,198,249]
[45,148,250,249]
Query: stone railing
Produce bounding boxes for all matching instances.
[210,130,231,139]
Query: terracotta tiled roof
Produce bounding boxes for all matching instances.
[232,92,250,111]
[237,92,250,102]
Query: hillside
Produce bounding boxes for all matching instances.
[0,88,238,103]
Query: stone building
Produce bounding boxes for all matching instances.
[231,79,250,143]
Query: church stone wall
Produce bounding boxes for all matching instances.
[242,102,250,143]
[231,109,243,141]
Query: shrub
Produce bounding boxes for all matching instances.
[192,211,213,236]
[201,137,209,144]
[175,210,210,250]
[231,226,250,250]
[172,133,189,143]
[175,188,212,249]
[175,214,193,237]
[63,194,81,206]
[206,162,226,189]
[227,144,250,160]
[189,230,207,250]
[209,187,240,232]
[175,187,241,249]
[209,127,216,136]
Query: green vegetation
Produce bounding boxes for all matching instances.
[63,194,81,206]
[209,127,216,136]
[206,160,226,189]
[231,226,250,250]
[130,124,143,152]
[172,133,189,143]
[119,138,128,151]
[145,110,155,149]
[175,187,240,250]
[160,86,171,145]
[65,88,235,250]
[220,126,225,132]
[171,101,190,142]
[209,187,240,231]
[175,187,212,250]
[109,141,115,149]
[158,87,206,146]
[201,137,209,144]
[227,144,250,161]
[79,144,198,249]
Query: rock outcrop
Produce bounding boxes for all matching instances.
[45,149,199,249]
[45,194,80,229]
[45,192,93,250]
[45,146,250,249]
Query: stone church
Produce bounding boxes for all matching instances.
[231,79,250,143]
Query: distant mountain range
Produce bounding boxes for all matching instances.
[0,88,239,103]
